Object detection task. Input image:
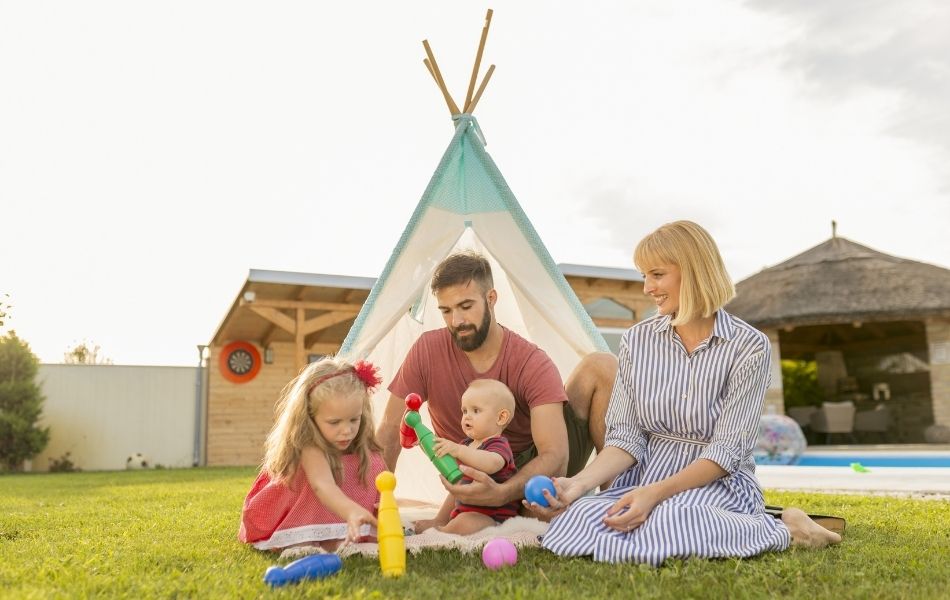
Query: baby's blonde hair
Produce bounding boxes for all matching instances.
[465,379,516,427]
[262,356,381,484]
[634,220,735,326]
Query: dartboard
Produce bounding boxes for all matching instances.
[219,341,262,383]
[227,348,254,375]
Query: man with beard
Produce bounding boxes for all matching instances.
[378,251,617,522]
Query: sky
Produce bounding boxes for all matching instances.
[2,1,949,366]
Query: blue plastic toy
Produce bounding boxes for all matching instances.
[263,553,342,587]
[524,475,557,507]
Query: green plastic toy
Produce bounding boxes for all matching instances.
[850,462,870,473]
[404,411,464,484]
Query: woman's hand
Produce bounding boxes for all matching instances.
[345,506,378,542]
[433,437,459,458]
[602,484,662,532]
[522,476,588,521]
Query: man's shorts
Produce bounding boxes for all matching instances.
[513,402,594,477]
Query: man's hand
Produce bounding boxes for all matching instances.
[433,437,460,458]
[441,465,505,507]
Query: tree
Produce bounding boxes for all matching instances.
[0,293,10,330]
[0,331,50,471]
[64,340,112,365]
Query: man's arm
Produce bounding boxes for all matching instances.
[376,393,408,471]
[442,401,568,506]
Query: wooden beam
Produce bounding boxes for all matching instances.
[241,298,361,313]
[592,317,636,329]
[422,39,461,115]
[260,286,307,347]
[301,311,356,337]
[295,308,306,372]
[464,64,494,114]
[308,343,340,356]
[567,278,644,294]
[778,332,927,356]
[464,9,493,112]
[247,305,295,334]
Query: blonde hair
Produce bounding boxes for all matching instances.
[465,379,515,426]
[262,356,381,485]
[633,220,735,326]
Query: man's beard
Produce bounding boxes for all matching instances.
[450,303,492,352]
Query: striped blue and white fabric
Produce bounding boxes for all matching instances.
[541,309,791,565]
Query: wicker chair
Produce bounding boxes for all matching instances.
[854,404,891,442]
[787,406,818,429]
[810,401,856,444]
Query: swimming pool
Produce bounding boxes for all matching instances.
[772,454,950,468]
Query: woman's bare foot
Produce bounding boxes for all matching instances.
[782,507,842,548]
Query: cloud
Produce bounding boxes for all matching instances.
[751,1,950,169]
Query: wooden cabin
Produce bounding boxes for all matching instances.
[728,234,950,443]
[204,264,645,466]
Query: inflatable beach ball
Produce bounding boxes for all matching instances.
[753,415,806,465]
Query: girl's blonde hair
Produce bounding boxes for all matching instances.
[262,356,381,485]
[634,220,735,326]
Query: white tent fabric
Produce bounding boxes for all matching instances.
[341,115,607,504]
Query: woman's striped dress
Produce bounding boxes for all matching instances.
[541,310,791,565]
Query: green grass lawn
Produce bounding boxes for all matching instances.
[1,468,948,599]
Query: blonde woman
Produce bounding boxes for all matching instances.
[532,221,841,565]
[239,357,385,553]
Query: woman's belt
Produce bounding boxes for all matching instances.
[649,431,709,447]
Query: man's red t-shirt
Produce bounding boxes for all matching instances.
[388,326,567,454]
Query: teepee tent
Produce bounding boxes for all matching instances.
[341,11,607,503]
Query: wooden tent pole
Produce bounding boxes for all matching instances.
[465,64,495,115]
[464,8,493,113]
[422,39,461,115]
[423,58,437,82]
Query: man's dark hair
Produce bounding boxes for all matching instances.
[430,251,494,294]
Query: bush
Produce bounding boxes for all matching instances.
[781,359,824,408]
[48,451,80,473]
[0,331,50,471]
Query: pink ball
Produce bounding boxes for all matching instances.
[481,538,518,570]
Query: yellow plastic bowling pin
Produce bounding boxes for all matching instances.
[375,471,405,577]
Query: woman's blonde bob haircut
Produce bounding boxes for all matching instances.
[634,220,735,326]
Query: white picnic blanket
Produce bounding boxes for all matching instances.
[338,515,549,557]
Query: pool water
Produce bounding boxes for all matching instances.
[783,454,950,468]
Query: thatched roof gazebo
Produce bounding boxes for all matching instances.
[727,232,950,444]
[729,235,950,329]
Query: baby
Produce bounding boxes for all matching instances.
[415,378,520,535]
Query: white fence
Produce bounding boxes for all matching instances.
[30,364,199,472]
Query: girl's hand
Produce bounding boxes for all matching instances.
[602,484,662,533]
[346,507,378,542]
[433,437,458,458]
[522,476,587,521]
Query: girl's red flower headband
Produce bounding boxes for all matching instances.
[306,360,382,397]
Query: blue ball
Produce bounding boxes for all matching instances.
[524,475,557,507]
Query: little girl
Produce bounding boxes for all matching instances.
[238,356,386,553]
